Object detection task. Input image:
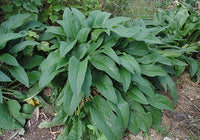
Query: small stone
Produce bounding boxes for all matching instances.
[163,137,172,140]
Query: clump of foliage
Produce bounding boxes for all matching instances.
[0,13,46,132]
[0,1,199,140]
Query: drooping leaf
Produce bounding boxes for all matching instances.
[147,94,174,111]
[82,68,92,98]
[93,12,111,27]
[0,103,22,130]
[132,74,154,97]
[186,57,198,77]
[119,53,141,74]
[141,64,167,77]
[63,82,84,115]
[93,74,118,104]
[102,47,120,64]
[77,28,91,43]
[68,56,88,96]
[90,54,121,82]
[119,67,131,92]
[7,66,29,87]
[103,17,131,28]
[158,74,177,105]
[46,26,66,36]
[0,53,19,66]
[60,40,77,58]
[0,71,11,82]
[90,96,123,140]
[9,41,39,54]
[125,87,149,104]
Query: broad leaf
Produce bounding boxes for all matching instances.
[77,28,91,43]
[90,54,121,82]
[90,96,123,140]
[0,53,19,66]
[46,26,66,36]
[9,41,39,54]
[103,17,131,28]
[119,67,131,92]
[21,54,44,69]
[68,56,88,96]
[82,68,92,98]
[0,71,11,82]
[60,40,77,58]
[93,74,118,104]
[132,74,155,97]
[0,103,22,130]
[119,53,141,74]
[102,47,120,64]
[125,87,149,104]
[147,94,174,111]
[158,74,177,105]
[63,82,84,115]
[186,57,198,77]
[7,66,29,87]
[141,64,167,77]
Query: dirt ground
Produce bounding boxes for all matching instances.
[0,72,199,140]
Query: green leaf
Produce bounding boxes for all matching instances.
[23,2,38,13]
[77,28,91,43]
[119,53,141,74]
[0,103,22,130]
[72,8,88,28]
[147,94,174,111]
[46,26,66,36]
[68,56,88,96]
[90,54,121,83]
[60,40,77,58]
[91,29,105,41]
[82,68,92,98]
[63,82,84,115]
[27,71,41,85]
[158,74,177,105]
[7,66,29,87]
[0,33,24,50]
[119,67,131,92]
[93,12,111,27]
[7,100,26,126]
[141,64,167,77]
[0,71,11,82]
[9,41,39,54]
[186,57,198,77]
[132,74,154,97]
[171,59,187,66]
[175,9,189,28]
[58,8,78,40]
[102,47,120,65]
[90,96,123,140]
[116,91,129,129]
[0,53,19,66]
[93,74,118,104]
[39,64,62,88]
[126,87,148,104]
[21,54,44,69]
[103,17,131,28]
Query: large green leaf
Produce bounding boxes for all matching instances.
[158,74,177,105]
[102,47,120,64]
[63,82,84,115]
[93,12,111,27]
[0,103,22,130]
[90,96,124,140]
[175,8,189,28]
[93,74,118,104]
[132,74,155,97]
[141,64,167,77]
[72,8,88,28]
[103,17,131,28]
[7,66,29,87]
[68,56,88,96]
[147,94,174,111]
[0,53,19,66]
[82,68,92,98]
[57,8,78,40]
[60,40,77,58]
[0,71,11,82]
[186,57,198,77]
[90,54,121,82]
[119,67,131,92]
[119,53,141,74]
[46,26,66,36]
[21,54,44,69]
[9,41,39,54]
[77,28,91,43]
[125,87,148,104]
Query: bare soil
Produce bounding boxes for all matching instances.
[0,72,199,140]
